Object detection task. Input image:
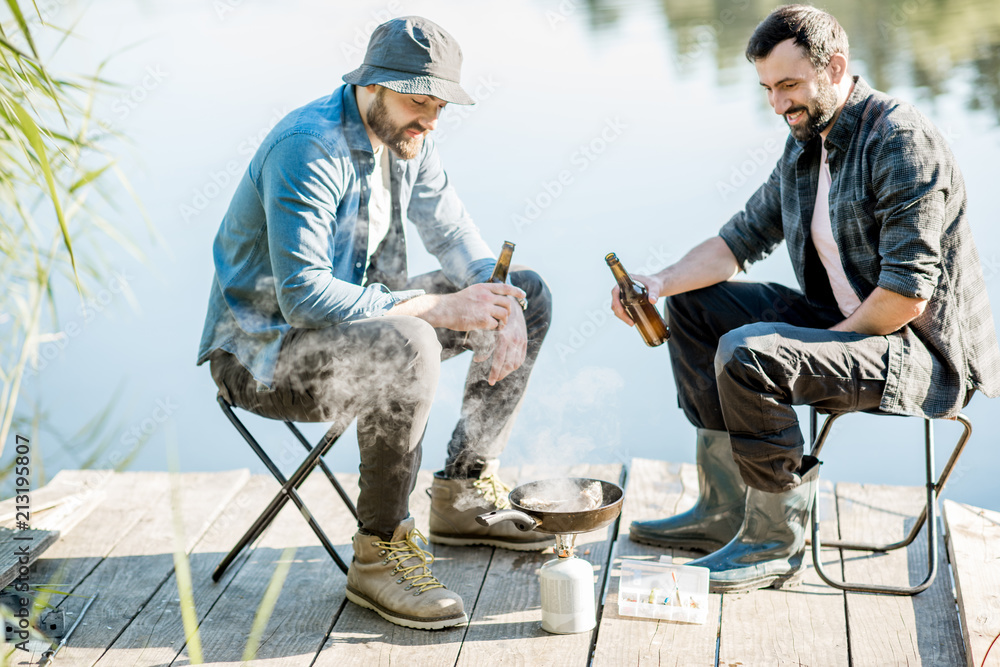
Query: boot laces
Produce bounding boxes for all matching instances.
[374,528,444,595]
[473,473,512,510]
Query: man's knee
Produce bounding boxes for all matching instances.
[714,322,781,379]
[373,317,442,390]
[511,266,552,329]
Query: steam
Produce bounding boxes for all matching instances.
[518,479,603,513]
[451,487,494,512]
[506,366,626,470]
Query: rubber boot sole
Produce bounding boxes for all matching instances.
[345,586,468,630]
[429,532,553,552]
[707,568,804,594]
[628,528,724,553]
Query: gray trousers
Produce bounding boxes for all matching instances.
[210,267,552,538]
[667,281,889,493]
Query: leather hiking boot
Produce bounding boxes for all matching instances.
[688,456,820,594]
[428,461,553,551]
[345,517,467,630]
[630,428,746,552]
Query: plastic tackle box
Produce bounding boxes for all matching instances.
[617,559,710,624]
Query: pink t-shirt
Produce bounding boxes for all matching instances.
[812,143,861,317]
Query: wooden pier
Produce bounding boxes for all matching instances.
[1,459,997,666]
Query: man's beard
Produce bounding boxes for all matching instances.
[367,90,424,160]
[785,74,839,141]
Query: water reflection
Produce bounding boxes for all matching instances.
[582,0,1000,122]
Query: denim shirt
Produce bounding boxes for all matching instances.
[720,76,1000,418]
[197,84,494,388]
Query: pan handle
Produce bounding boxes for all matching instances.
[476,509,538,532]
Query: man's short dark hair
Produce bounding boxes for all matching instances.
[745,4,848,70]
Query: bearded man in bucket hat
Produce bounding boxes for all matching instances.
[197,16,553,629]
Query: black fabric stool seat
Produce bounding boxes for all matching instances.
[212,394,358,581]
[807,407,973,596]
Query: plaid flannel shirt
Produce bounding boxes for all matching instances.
[720,76,1000,418]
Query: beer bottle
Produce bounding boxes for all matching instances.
[490,241,515,283]
[491,241,527,311]
[606,252,669,347]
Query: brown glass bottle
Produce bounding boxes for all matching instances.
[490,241,516,283]
[606,252,670,347]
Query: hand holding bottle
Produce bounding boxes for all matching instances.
[606,252,670,347]
[611,273,662,326]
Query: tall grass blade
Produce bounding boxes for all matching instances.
[167,428,203,665]
[242,546,296,664]
[2,0,39,58]
[4,98,77,286]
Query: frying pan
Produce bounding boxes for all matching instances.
[476,477,624,535]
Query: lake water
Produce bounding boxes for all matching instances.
[15,0,1000,512]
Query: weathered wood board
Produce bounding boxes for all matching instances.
[943,500,1000,667]
[6,465,993,667]
[454,463,624,667]
[838,483,965,666]
[593,458,721,667]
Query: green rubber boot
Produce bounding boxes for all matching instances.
[629,428,746,552]
[688,456,820,593]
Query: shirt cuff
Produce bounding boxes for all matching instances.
[391,289,426,305]
[878,270,936,301]
[468,258,497,286]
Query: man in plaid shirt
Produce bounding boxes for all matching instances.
[619,4,1000,592]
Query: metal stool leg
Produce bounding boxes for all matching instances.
[284,422,358,520]
[808,410,972,595]
[212,397,353,581]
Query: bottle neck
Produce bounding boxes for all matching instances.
[607,258,634,292]
[491,243,515,283]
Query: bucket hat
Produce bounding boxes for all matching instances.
[343,16,475,105]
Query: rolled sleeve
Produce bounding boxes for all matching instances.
[873,127,947,301]
[260,134,398,326]
[718,163,785,270]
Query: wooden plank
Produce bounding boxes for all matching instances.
[180,471,359,666]
[47,471,250,667]
[0,528,59,590]
[837,483,965,666]
[0,469,111,532]
[316,469,491,667]
[454,463,623,667]
[95,474,280,667]
[943,500,1000,667]
[593,457,721,666]
[717,479,848,666]
[28,473,173,596]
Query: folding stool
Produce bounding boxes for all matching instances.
[807,407,973,595]
[211,395,358,581]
